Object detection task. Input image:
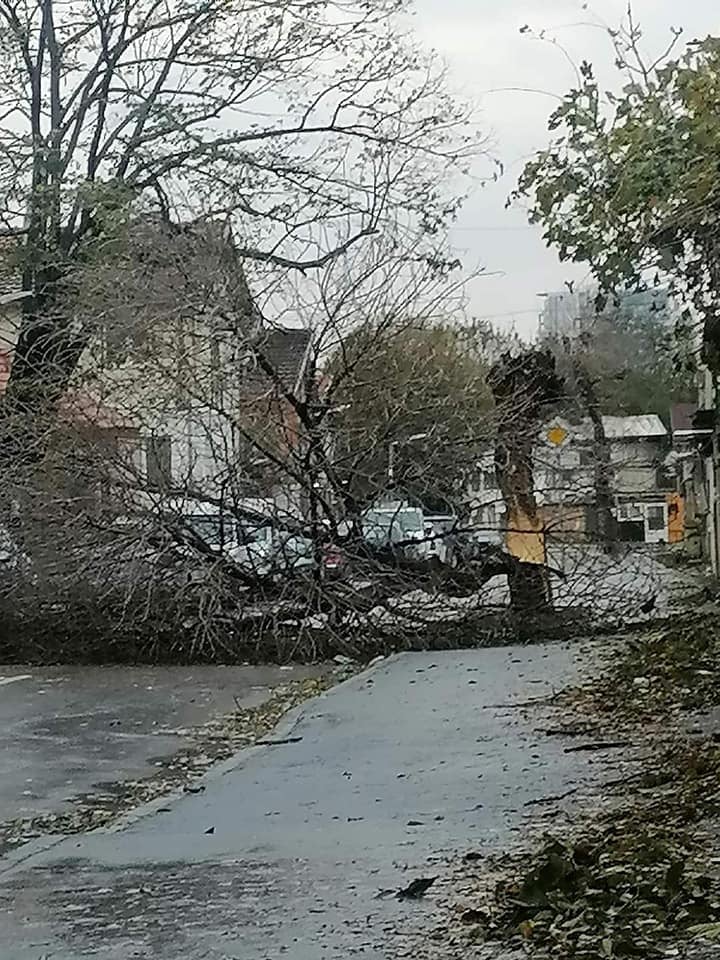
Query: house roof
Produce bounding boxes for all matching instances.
[251,327,312,395]
[601,415,667,439]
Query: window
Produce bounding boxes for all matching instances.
[617,502,643,522]
[115,434,144,476]
[187,515,224,547]
[646,505,666,532]
[482,469,496,490]
[146,436,172,489]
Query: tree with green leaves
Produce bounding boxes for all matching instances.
[514,16,720,372]
[327,320,494,514]
[543,289,693,419]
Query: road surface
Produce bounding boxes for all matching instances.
[0,664,325,824]
[0,644,614,959]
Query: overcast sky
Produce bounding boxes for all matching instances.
[411,0,716,338]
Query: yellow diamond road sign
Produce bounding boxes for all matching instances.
[547,424,568,447]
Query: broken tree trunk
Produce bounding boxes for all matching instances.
[488,349,564,613]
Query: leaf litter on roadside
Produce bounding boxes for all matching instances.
[0,671,344,854]
[450,613,720,960]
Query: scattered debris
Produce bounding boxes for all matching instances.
[639,593,657,615]
[463,851,483,863]
[447,613,720,960]
[460,907,488,924]
[523,788,578,807]
[254,736,303,746]
[563,739,630,753]
[397,877,438,900]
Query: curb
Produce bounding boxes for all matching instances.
[0,653,399,878]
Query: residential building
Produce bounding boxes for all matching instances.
[0,233,26,394]
[469,413,674,545]
[538,287,598,339]
[0,221,314,519]
[667,402,712,556]
[697,367,720,572]
[538,286,672,341]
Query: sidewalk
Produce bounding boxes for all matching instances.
[0,643,618,960]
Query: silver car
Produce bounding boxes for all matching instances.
[184,513,315,579]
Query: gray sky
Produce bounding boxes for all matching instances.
[412,0,716,338]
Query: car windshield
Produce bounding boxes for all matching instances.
[236,523,271,546]
[363,509,423,541]
[399,511,423,533]
[186,515,270,547]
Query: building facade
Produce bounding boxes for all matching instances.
[468,413,674,545]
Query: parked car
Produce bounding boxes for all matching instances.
[180,510,313,579]
[0,522,33,577]
[160,499,345,581]
[361,505,426,558]
[422,514,460,565]
[321,543,346,579]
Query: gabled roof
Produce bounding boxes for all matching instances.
[542,414,668,446]
[670,402,706,435]
[250,327,312,395]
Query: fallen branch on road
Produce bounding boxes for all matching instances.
[563,739,630,753]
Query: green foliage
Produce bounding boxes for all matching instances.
[515,26,720,370]
[570,290,694,418]
[328,321,494,511]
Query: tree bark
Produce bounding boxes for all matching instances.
[574,361,617,551]
[488,350,564,613]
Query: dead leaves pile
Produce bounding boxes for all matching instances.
[463,742,720,959]
[578,613,720,721]
[0,673,336,854]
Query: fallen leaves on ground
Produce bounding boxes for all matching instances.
[571,612,720,721]
[484,743,720,958]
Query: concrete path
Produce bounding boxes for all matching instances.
[0,644,611,959]
[0,664,324,822]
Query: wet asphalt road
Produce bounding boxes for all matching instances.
[0,664,325,822]
[0,644,610,959]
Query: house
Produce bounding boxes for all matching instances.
[470,413,674,546]
[667,402,713,554]
[0,221,315,520]
[0,232,29,394]
[695,366,720,572]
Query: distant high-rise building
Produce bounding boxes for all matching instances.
[538,287,670,340]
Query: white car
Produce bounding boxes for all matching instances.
[0,522,33,577]
[362,505,426,558]
[176,508,314,579]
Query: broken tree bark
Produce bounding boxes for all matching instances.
[488,349,564,613]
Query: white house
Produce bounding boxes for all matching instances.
[468,413,672,545]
